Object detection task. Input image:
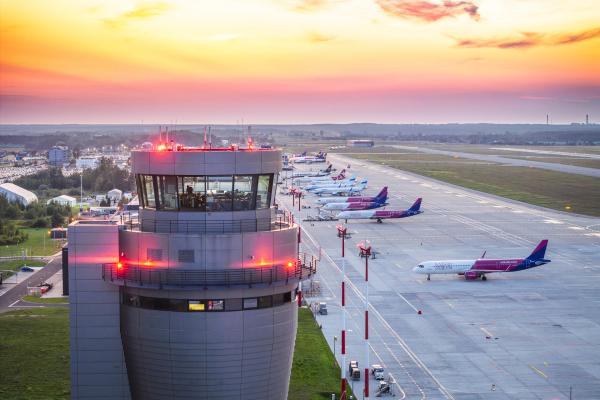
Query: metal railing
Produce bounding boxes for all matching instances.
[122,212,295,234]
[102,255,317,288]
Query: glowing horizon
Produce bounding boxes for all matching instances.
[0,0,599,124]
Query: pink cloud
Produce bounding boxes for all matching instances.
[455,27,600,49]
[376,0,480,22]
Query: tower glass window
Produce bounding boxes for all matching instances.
[137,174,274,212]
[207,176,233,211]
[233,175,254,211]
[180,177,206,210]
[157,176,178,210]
[143,176,156,209]
[257,174,272,209]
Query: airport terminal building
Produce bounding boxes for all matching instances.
[68,145,315,399]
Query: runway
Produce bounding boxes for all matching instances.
[281,154,600,400]
[391,145,600,178]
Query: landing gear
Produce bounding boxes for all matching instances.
[481,275,487,281]
[376,218,383,223]
[427,274,431,281]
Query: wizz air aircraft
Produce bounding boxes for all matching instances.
[303,176,357,191]
[337,197,422,223]
[322,188,388,211]
[413,240,551,281]
[315,187,388,205]
[292,164,333,178]
[312,179,367,195]
[296,169,345,184]
[291,151,327,163]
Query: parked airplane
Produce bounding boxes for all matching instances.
[295,169,345,183]
[323,200,386,211]
[313,181,368,196]
[315,187,388,205]
[337,197,422,222]
[291,164,333,178]
[413,240,551,281]
[291,151,327,163]
[322,188,388,211]
[303,177,357,191]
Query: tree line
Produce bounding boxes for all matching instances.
[14,157,134,193]
[0,195,72,245]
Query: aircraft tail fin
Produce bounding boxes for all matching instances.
[324,164,332,173]
[408,198,422,212]
[375,187,388,203]
[527,240,548,261]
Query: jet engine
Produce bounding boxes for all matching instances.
[464,271,480,280]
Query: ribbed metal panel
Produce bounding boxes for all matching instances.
[120,300,297,400]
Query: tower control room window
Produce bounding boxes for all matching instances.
[143,175,156,209]
[157,176,178,210]
[179,177,206,211]
[233,175,254,211]
[256,174,272,209]
[207,176,233,212]
[136,174,275,212]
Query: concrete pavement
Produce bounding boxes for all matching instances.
[284,154,600,400]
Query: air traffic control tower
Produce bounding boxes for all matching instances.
[68,143,316,400]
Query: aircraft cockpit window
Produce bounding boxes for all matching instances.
[418,264,424,268]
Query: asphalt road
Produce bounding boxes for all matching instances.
[392,145,600,178]
[0,253,63,313]
[284,154,600,400]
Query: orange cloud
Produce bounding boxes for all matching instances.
[376,0,480,22]
[306,31,336,43]
[455,27,600,49]
[287,0,329,12]
[104,2,171,28]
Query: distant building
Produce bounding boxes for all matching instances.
[347,139,375,147]
[0,182,38,206]
[47,195,77,207]
[76,156,100,170]
[48,146,70,166]
[107,188,123,201]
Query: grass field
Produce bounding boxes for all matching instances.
[0,228,65,257]
[0,306,348,400]
[22,295,69,304]
[0,308,70,400]
[424,144,600,156]
[348,153,600,216]
[289,308,353,400]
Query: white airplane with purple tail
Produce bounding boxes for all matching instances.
[337,197,423,223]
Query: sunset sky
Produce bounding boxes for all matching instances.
[0,0,598,124]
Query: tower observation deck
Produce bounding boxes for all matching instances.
[68,144,316,400]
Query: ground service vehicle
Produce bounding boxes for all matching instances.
[371,364,385,380]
